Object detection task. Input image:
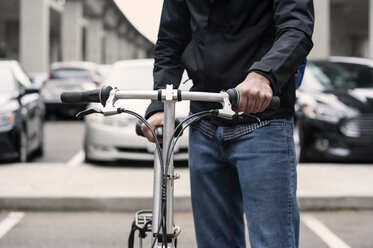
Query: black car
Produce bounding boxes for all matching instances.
[0,60,45,162]
[295,57,373,162]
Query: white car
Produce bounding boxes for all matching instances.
[84,59,191,163]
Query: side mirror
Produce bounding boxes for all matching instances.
[25,88,40,94]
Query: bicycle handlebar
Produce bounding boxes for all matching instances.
[61,85,113,107]
[61,85,280,111]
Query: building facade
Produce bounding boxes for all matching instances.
[309,0,373,59]
[0,0,154,73]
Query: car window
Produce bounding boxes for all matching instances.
[311,62,373,89]
[11,62,32,88]
[302,64,333,91]
[0,66,16,92]
[50,68,92,80]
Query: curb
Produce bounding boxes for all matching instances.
[1,195,372,212]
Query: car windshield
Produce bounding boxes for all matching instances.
[310,62,373,90]
[105,65,191,90]
[50,68,92,80]
[0,66,16,92]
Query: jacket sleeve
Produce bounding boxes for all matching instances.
[248,0,314,95]
[145,0,191,119]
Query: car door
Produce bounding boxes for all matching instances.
[13,63,42,151]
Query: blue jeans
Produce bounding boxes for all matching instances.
[188,117,299,248]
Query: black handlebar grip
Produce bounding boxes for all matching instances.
[135,121,145,137]
[61,89,100,103]
[226,88,239,110]
[226,88,280,111]
[135,120,183,139]
[135,121,164,139]
[267,96,280,110]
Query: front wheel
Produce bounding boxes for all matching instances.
[17,128,28,162]
[34,122,44,157]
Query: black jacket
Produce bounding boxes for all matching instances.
[146,0,314,125]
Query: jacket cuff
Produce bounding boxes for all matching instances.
[248,62,278,95]
[145,100,164,119]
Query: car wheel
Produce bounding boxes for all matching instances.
[294,122,306,163]
[34,123,44,157]
[84,139,94,163]
[18,128,28,162]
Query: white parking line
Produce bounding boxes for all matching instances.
[301,214,351,248]
[0,212,25,240]
[67,150,85,167]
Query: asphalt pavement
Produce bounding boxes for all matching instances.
[1,210,372,248]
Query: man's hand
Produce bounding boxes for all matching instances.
[141,112,164,143]
[235,72,273,113]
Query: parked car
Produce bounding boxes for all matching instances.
[84,59,191,163]
[0,60,45,162]
[41,61,102,118]
[295,57,373,162]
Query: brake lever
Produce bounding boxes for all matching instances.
[76,108,104,119]
[233,112,261,123]
[217,92,260,123]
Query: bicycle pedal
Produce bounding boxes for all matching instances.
[135,210,152,231]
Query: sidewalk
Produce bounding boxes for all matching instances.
[0,163,372,211]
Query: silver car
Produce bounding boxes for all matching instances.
[41,61,102,117]
[84,59,191,163]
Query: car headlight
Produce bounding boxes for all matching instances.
[0,112,15,127]
[340,119,360,137]
[303,105,343,124]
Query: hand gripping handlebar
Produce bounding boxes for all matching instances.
[225,88,280,111]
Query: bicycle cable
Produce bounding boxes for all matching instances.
[165,110,218,170]
[116,108,169,247]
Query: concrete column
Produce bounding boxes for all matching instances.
[128,41,137,59]
[136,46,147,59]
[86,18,104,63]
[308,0,330,59]
[118,37,130,60]
[104,30,120,64]
[62,0,83,61]
[20,0,49,72]
[370,0,373,58]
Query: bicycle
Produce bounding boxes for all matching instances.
[61,84,279,248]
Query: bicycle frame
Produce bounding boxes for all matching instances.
[109,84,231,248]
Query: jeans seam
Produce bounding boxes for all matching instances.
[286,122,296,248]
[228,168,233,248]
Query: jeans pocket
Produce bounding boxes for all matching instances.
[268,117,294,127]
